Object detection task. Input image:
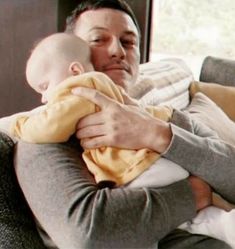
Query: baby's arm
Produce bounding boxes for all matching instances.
[11,94,94,143]
[0,106,45,140]
[12,73,126,143]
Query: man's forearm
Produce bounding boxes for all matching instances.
[164,110,235,203]
[15,138,196,249]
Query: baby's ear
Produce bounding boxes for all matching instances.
[69,61,85,75]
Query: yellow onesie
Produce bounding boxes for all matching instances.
[12,72,173,186]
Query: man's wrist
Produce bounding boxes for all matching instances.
[150,120,172,153]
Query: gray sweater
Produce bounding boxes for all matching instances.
[14,110,235,249]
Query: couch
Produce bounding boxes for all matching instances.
[0,55,235,248]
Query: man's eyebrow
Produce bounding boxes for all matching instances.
[88,27,107,32]
[123,31,138,38]
[88,27,138,37]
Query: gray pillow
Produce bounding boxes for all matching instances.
[200,56,235,87]
[0,131,46,249]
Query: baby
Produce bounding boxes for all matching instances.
[10,33,235,248]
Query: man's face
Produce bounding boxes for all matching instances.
[74,8,140,91]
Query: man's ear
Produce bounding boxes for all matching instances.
[69,61,85,76]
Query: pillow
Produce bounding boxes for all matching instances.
[0,131,46,248]
[186,92,235,147]
[190,81,235,122]
[129,58,194,110]
[200,56,235,87]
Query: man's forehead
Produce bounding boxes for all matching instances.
[75,8,139,37]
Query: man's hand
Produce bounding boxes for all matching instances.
[72,87,172,152]
[188,176,212,212]
[118,87,140,106]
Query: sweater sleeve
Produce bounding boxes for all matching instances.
[14,138,196,249]
[11,94,95,143]
[163,109,235,203]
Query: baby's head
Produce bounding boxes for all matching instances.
[26,33,94,103]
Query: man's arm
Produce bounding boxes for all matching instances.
[73,87,235,202]
[15,139,196,249]
[164,110,235,203]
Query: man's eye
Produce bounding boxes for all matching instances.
[122,40,136,47]
[90,37,106,43]
[92,39,101,42]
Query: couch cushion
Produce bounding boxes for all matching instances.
[129,59,193,110]
[200,56,235,87]
[186,93,235,147]
[190,81,235,122]
[0,132,46,248]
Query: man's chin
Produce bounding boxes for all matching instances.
[105,72,130,90]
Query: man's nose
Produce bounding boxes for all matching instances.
[108,39,126,59]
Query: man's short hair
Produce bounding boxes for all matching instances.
[65,0,140,35]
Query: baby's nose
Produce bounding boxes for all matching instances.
[41,93,48,104]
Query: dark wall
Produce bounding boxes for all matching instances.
[0,0,58,117]
[0,0,151,117]
[127,0,152,62]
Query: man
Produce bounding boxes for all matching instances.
[15,1,235,248]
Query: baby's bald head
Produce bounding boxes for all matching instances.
[26,33,94,100]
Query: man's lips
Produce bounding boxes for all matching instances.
[103,64,130,73]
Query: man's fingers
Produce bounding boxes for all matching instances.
[77,111,104,129]
[80,136,110,149]
[72,87,115,108]
[76,123,106,138]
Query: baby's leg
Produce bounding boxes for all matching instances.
[179,206,235,249]
[125,157,189,188]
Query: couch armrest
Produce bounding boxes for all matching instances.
[200,56,235,87]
